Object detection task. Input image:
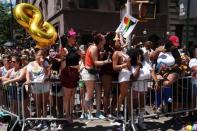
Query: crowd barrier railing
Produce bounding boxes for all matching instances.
[126,76,196,131]
[1,76,195,131]
[0,83,23,131]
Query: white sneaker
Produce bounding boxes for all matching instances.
[88,112,94,120]
[80,113,85,119]
[57,124,62,130]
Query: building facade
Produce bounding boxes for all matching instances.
[15,0,197,45]
[168,0,197,45]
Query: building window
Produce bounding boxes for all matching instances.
[79,0,98,9]
[55,0,61,11]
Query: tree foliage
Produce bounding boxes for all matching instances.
[0,2,12,45]
[0,2,25,46]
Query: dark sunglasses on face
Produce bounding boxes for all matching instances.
[12,61,16,63]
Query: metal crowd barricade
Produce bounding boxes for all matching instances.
[20,80,123,130]
[126,76,196,131]
[5,76,196,130]
[0,83,23,131]
[20,80,67,131]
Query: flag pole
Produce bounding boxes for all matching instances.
[126,0,132,50]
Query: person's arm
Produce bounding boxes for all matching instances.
[44,63,51,79]
[26,64,31,84]
[1,70,11,82]
[91,46,111,66]
[130,65,141,81]
[150,68,160,90]
[149,46,165,61]
[130,55,142,81]
[3,67,26,85]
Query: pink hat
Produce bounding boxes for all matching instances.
[169,35,180,47]
[67,28,77,37]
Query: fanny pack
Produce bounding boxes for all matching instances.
[86,68,97,75]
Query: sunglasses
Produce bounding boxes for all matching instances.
[12,61,16,63]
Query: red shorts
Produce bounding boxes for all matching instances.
[60,67,79,88]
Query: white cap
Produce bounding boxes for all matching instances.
[189,58,197,68]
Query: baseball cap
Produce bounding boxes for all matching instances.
[189,58,197,68]
[169,35,180,47]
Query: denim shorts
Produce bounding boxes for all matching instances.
[31,83,50,94]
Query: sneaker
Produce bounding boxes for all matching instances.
[57,124,62,130]
[34,121,48,130]
[117,113,124,120]
[137,117,147,130]
[87,112,94,120]
[80,113,85,119]
[33,122,42,130]
[96,112,105,119]
[110,120,121,126]
[155,107,162,114]
[107,114,115,120]
[50,122,57,130]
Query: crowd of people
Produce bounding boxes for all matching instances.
[0,28,197,130]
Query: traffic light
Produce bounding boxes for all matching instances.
[139,2,156,19]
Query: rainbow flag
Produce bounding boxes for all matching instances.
[116,15,138,38]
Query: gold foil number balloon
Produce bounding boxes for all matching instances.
[13,3,57,48]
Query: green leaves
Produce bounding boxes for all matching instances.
[0,2,12,45]
[0,3,25,46]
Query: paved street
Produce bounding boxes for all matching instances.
[0,115,195,131]
[0,123,7,131]
[61,117,184,131]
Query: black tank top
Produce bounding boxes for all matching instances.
[65,45,80,66]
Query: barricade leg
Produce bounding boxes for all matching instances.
[129,87,136,131]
